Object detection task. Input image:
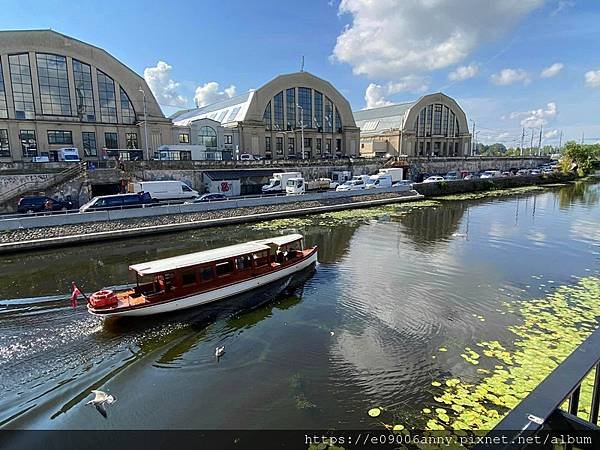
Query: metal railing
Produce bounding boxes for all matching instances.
[0,161,86,205]
[474,327,600,449]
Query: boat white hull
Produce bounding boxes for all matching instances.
[89,250,317,317]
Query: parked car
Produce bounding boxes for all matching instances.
[530,169,541,175]
[79,192,154,212]
[516,169,530,176]
[463,173,478,180]
[17,196,73,213]
[239,153,254,161]
[501,171,512,177]
[336,179,366,191]
[423,176,445,183]
[444,171,459,180]
[542,167,555,174]
[187,193,229,203]
[480,171,502,179]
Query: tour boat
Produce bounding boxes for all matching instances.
[87,234,317,318]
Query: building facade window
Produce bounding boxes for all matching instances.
[20,130,37,157]
[273,91,284,130]
[36,53,71,116]
[0,62,8,119]
[198,126,217,148]
[47,130,73,145]
[9,54,35,120]
[336,139,342,154]
[104,132,118,149]
[276,136,283,156]
[265,136,271,152]
[324,97,333,132]
[316,137,322,155]
[326,138,332,153]
[179,133,190,143]
[442,106,449,136]
[303,137,312,149]
[288,137,295,155]
[335,108,342,133]
[126,132,139,149]
[224,135,232,145]
[449,110,455,137]
[314,91,323,130]
[72,59,95,122]
[82,131,97,157]
[433,104,442,135]
[262,100,272,129]
[97,70,118,123]
[120,87,136,124]
[0,129,10,157]
[297,87,312,128]
[286,88,295,130]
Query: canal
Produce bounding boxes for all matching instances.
[0,181,598,430]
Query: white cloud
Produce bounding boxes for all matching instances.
[332,0,545,79]
[143,61,187,107]
[584,70,600,88]
[490,68,531,85]
[540,62,564,78]
[512,102,558,128]
[193,82,237,107]
[448,63,479,81]
[552,0,575,15]
[544,129,559,139]
[364,77,428,109]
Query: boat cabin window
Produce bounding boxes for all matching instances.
[200,266,214,282]
[215,260,234,277]
[235,255,252,271]
[181,270,197,286]
[253,250,269,267]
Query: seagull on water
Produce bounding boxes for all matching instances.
[215,346,225,358]
[86,390,116,418]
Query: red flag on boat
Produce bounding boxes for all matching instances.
[71,282,81,308]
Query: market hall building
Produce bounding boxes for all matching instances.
[172,71,360,160]
[0,30,173,162]
[353,93,472,158]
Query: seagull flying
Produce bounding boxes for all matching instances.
[86,390,116,418]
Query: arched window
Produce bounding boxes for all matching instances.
[263,100,272,129]
[198,126,217,148]
[120,87,136,124]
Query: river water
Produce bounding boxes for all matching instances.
[0,181,598,430]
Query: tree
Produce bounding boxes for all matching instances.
[561,141,600,175]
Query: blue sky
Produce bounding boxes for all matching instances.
[1,0,599,146]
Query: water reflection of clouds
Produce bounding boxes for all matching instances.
[570,218,600,245]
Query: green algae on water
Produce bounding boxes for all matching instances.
[433,185,546,201]
[422,276,600,432]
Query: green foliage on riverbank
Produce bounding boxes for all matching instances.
[561,142,600,175]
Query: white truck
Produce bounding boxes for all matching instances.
[131,180,199,201]
[330,171,352,189]
[285,177,331,195]
[262,172,302,194]
[366,174,393,189]
[377,168,404,182]
[57,147,81,162]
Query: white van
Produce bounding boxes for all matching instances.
[57,147,81,162]
[131,180,198,200]
[377,168,404,182]
[366,174,393,189]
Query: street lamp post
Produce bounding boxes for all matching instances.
[138,88,149,160]
[297,104,305,160]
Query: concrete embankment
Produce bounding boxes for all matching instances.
[412,173,575,197]
[0,191,422,254]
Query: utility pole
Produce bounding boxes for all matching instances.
[530,128,534,155]
[538,126,543,156]
[520,127,525,156]
[558,130,563,151]
[581,132,585,144]
[471,121,476,156]
[297,104,305,160]
[138,88,149,160]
